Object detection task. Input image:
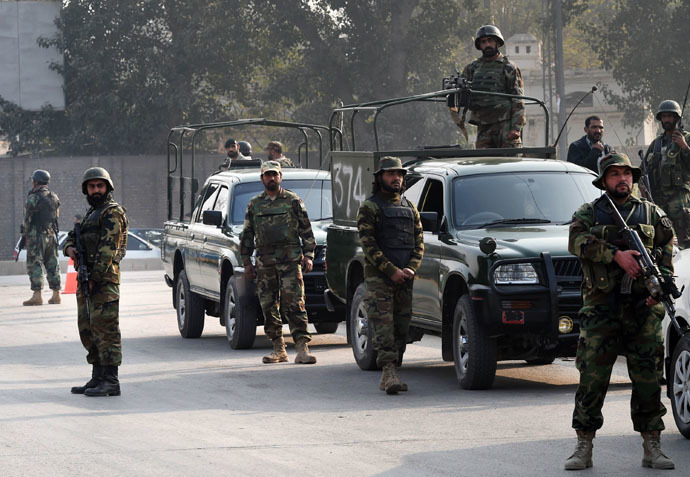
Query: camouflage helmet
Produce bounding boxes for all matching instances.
[474,24,505,49]
[31,169,50,184]
[592,152,641,190]
[375,156,407,176]
[81,166,114,194]
[238,140,252,156]
[655,99,682,121]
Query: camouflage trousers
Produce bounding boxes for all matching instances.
[365,276,413,367]
[658,187,690,247]
[256,261,311,342]
[77,282,122,366]
[26,233,60,291]
[475,120,521,149]
[572,298,666,432]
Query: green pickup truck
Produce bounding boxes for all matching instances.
[324,91,602,389]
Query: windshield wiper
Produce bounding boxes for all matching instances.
[480,218,552,228]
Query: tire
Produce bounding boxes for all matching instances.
[525,357,556,365]
[670,334,690,439]
[314,321,339,334]
[349,283,378,370]
[223,276,258,350]
[452,294,497,390]
[175,270,205,338]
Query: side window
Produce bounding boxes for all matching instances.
[214,186,229,220]
[403,175,425,206]
[418,179,444,219]
[197,183,220,221]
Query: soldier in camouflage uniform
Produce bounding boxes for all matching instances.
[22,170,61,306]
[565,153,674,470]
[357,157,424,394]
[64,167,129,397]
[449,25,525,149]
[218,138,249,171]
[643,100,690,248]
[265,141,296,168]
[240,160,317,364]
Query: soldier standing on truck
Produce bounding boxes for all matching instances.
[643,100,690,248]
[22,169,61,306]
[565,153,675,470]
[265,141,296,168]
[449,25,525,149]
[218,138,249,171]
[357,157,424,394]
[239,160,317,364]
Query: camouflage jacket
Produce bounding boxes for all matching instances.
[644,131,690,201]
[64,198,128,284]
[23,186,60,237]
[357,191,424,280]
[277,156,296,168]
[462,53,525,130]
[239,188,315,267]
[568,194,674,303]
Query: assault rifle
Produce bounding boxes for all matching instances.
[15,235,25,262]
[74,223,91,321]
[637,150,654,202]
[604,193,686,336]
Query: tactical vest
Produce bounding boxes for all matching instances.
[648,132,690,195]
[468,57,513,120]
[370,195,415,269]
[581,197,655,294]
[253,194,301,251]
[81,202,121,269]
[30,187,59,232]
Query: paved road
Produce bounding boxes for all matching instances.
[1,271,687,476]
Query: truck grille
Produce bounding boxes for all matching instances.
[553,258,582,278]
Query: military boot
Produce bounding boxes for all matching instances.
[379,363,403,394]
[84,365,121,397]
[564,430,595,470]
[262,337,288,364]
[641,431,674,469]
[23,290,43,306]
[48,289,61,304]
[71,365,103,394]
[294,338,317,364]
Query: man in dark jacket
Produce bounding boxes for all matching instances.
[567,116,611,173]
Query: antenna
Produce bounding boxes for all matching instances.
[553,86,598,147]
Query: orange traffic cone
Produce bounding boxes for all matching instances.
[63,258,77,294]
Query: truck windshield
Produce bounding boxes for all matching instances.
[452,171,600,229]
[230,179,333,224]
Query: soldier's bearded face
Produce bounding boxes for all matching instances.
[585,120,604,142]
[660,112,678,131]
[380,170,403,193]
[479,37,498,58]
[262,171,281,191]
[226,144,239,158]
[604,166,633,199]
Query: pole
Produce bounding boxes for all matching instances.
[553,0,567,160]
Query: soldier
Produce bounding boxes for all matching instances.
[265,141,296,168]
[565,153,674,470]
[643,100,690,248]
[64,167,129,397]
[357,157,424,394]
[219,138,249,171]
[22,169,61,306]
[240,160,317,364]
[450,25,525,149]
[567,116,612,173]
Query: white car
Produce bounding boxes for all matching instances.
[14,231,160,262]
[664,247,690,438]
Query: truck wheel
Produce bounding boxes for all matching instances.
[314,322,339,334]
[452,294,497,390]
[349,283,378,370]
[175,270,205,338]
[670,334,690,439]
[223,276,257,350]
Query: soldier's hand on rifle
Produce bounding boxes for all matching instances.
[244,262,256,281]
[65,246,78,265]
[401,268,415,281]
[301,256,313,274]
[613,249,641,278]
[672,130,689,150]
[507,130,520,140]
[646,295,660,307]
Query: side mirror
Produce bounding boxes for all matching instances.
[420,211,439,234]
[202,210,223,227]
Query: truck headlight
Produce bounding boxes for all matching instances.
[494,263,539,285]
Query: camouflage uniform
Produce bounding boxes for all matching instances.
[454,53,525,149]
[644,130,690,247]
[277,156,296,168]
[357,186,424,368]
[239,187,315,343]
[64,194,128,367]
[568,194,674,433]
[23,185,61,291]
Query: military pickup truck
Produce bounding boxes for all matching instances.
[323,90,602,389]
[162,119,342,350]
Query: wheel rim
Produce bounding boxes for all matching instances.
[353,301,369,358]
[226,285,238,341]
[456,313,469,374]
[673,349,690,424]
[177,283,186,329]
